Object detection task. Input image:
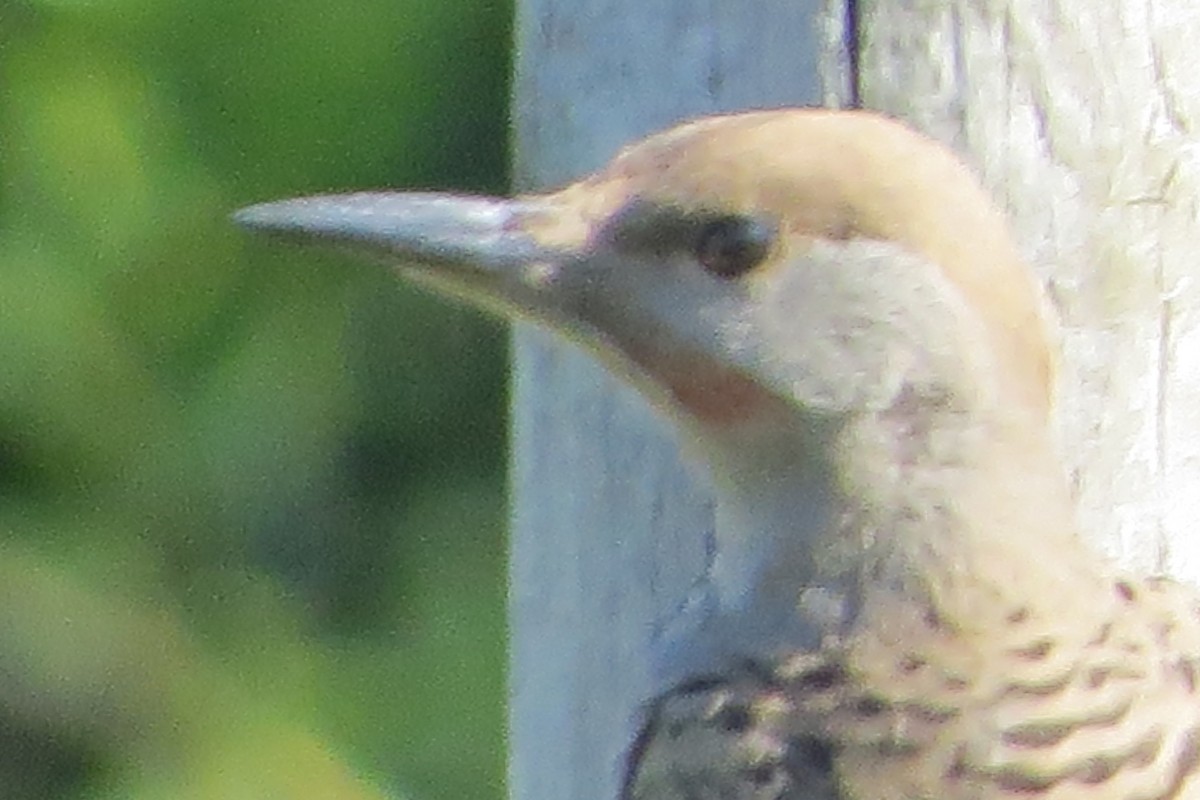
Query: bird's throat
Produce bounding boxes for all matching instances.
[682,399,1088,665]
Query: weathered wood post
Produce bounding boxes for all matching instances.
[858,3,1200,581]
[508,2,1200,799]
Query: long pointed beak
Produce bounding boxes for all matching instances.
[233,192,576,318]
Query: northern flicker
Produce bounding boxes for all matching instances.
[235,109,1200,800]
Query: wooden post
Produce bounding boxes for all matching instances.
[508,2,1200,799]
[857,2,1200,579]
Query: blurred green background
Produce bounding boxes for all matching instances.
[2,1,511,798]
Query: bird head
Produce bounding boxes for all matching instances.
[235,110,1053,448]
[237,108,1070,661]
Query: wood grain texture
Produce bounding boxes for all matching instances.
[858,2,1200,579]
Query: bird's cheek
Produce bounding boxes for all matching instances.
[668,367,781,427]
[618,338,787,428]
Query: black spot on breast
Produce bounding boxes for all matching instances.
[791,735,835,773]
[1011,638,1054,661]
[907,702,959,724]
[1087,622,1113,647]
[1002,720,1074,748]
[945,747,968,782]
[1077,753,1121,784]
[993,766,1055,793]
[793,663,847,693]
[853,696,887,718]
[1086,666,1113,689]
[744,762,779,788]
[944,675,969,692]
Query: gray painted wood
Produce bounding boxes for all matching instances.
[510,3,830,799]
[508,2,1200,798]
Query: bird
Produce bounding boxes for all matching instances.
[235,108,1200,800]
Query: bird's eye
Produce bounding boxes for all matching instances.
[694,215,774,279]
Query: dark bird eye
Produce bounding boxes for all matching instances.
[694,215,774,279]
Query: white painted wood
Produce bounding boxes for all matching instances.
[857,2,1200,581]
[508,2,1200,799]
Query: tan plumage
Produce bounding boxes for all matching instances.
[629,572,1200,800]
[235,109,1200,800]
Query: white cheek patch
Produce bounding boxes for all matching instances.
[746,239,982,415]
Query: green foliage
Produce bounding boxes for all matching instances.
[1,1,512,797]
